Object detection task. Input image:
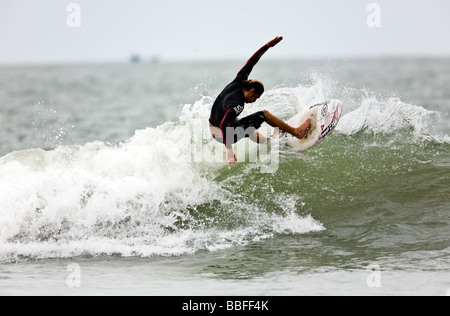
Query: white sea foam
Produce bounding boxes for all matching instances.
[266,78,450,144]
[336,96,447,142]
[0,96,324,262]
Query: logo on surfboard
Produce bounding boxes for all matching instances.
[321,104,328,117]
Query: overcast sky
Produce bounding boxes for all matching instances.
[1,0,450,64]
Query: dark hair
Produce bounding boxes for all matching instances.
[242,80,264,95]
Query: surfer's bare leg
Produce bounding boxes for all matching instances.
[262,110,310,139]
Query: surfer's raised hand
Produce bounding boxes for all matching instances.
[266,36,283,48]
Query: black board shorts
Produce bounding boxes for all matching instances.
[213,111,266,145]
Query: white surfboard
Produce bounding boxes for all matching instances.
[273,99,343,152]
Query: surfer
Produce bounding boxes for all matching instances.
[209,36,311,165]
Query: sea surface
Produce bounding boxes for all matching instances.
[0,58,449,296]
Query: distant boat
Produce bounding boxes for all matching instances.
[129,54,141,64]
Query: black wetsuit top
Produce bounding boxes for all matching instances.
[209,44,270,148]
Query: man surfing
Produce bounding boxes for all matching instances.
[209,36,311,165]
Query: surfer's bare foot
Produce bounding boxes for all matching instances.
[294,118,311,139]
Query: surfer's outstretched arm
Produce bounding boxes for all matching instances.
[235,36,283,82]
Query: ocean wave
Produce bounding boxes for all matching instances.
[1,79,448,262]
[336,96,449,143]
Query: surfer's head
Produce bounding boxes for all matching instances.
[242,80,264,103]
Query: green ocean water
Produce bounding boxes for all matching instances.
[0,59,449,295]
